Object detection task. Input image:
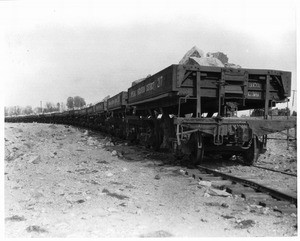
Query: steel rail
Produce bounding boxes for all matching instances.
[252,164,297,177]
[229,159,297,177]
[197,165,297,205]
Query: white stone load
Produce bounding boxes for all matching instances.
[179,46,241,68]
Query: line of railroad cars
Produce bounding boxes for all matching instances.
[5,64,296,165]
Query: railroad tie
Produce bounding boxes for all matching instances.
[259,200,292,208]
[273,206,297,215]
[200,176,224,181]
[241,192,270,201]
[210,180,233,189]
[226,185,254,195]
[259,200,297,214]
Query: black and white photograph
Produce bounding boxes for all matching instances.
[1,0,298,238]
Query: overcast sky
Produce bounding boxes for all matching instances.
[1,0,298,111]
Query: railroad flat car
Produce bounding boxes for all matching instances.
[106,91,129,137]
[107,91,128,111]
[5,62,296,165]
[128,64,291,115]
[126,64,295,164]
[94,101,107,113]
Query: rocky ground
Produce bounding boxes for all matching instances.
[4,123,298,237]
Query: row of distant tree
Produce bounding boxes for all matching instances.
[4,102,64,117]
[4,96,87,117]
[66,96,86,109]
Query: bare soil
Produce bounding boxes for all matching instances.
[4,123,297,237]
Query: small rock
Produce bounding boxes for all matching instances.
[250,204,261,209]
[122,167,128,172]
[83,130,89,136]
[106,172,114,177]
[32,191,44,199]
[235,219,255,229]
[107,207,119,213]
[136,209,142,215]
[5,215,26,222]
[26,225,48,233]
[230,155,237,161]
[245,206,251,212]
[203,192,211,197]
[205,202,219,207]
[261,207,270,215]
[6,152,15,161]
[76,149,85,152]
[198,180,212,187]
[125,184,135,189]
[28,155,41,164]
[221,203,229,208]
[91,180,100,185]
[221,215,235,219]
[97,160,108,164]
[207,188,231,197]
[48,124,57,129]
[154,174,161,180]
[87,141,95,146]
[87,137,96,145]
[106,141,115,147]
[111,150,118,156]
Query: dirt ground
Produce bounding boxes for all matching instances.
[4,123,298,237]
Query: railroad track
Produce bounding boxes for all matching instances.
[183,165,297,215]
[251,164,297,177]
